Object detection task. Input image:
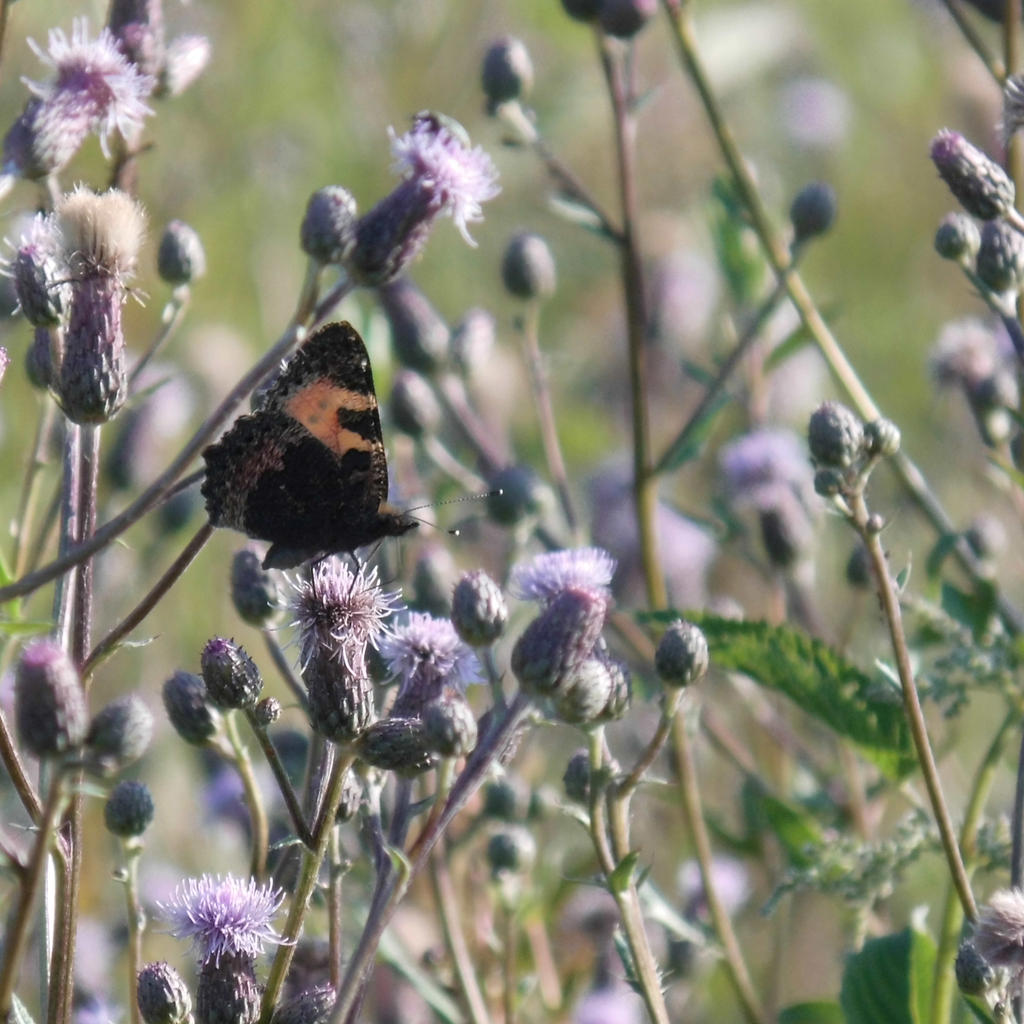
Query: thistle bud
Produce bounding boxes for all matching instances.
[599,0,657,37]
[930,129,1015,220]
[551,657,615,725]
[157,220,206,285]
[561,0,602,21]
[486,826,537,875]
[137,961,193,1024]
[230,548,282,626]
[196,953,260,1024]
[104,779,155,837]
[789,181,837,243]
[511,587,607,696]
[597,655,631,721]
[423,688,478,758]
[451,307,496,377]
[864,417,901,458]
[975,219,1024,293]
[655,620,709,689]
[482,37,534,108]
[807,401,865,469]
[501,231,557,300]
[845,543,872,589]
[162,670,218,746]
[356,718,438,776]
[15,639,88,758]
[390,370,442,437]
[813,467,843,498]
[934,212,980,262]
[451,570,508,646]
[954,940,994,997]
[562,749,591,803]
[201,637,264,710]
[300,186,357,265]
[86,695,154,774]
[270,985,337,1024]
[304,658,375,745]
[483,777,531,821]
[487,464,546,525]
[254,697,281,729]
[379,277,450,373]
[9,215,69,327]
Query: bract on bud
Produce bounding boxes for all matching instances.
[934,212,980,262]
[201,638,264,710]
[975,218,1024,293]
[137,961,193,1024]
[655,620,709,689]
[451,570,508,647]
[162,670,218,745]
[86,695,153,773]
[356,717,438,776]
[807,401,865,469]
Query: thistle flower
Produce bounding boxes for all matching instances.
[290,558,400,676]
[4,213,70,327]
[344,112,500,285]
[510,547,616,605]
[159,873,285,967]
[137,961,192,1024]
[380,611,481,717]
[55,186,147,423]
[201,637,264,710]
[930,129,1015,221]
[2,18,153,183]
[15,638,88,758]
[158,34,211,97]
[107,0,166,77]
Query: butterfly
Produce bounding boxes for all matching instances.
[201,321,417,569]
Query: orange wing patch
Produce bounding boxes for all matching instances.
[284,378,378,456]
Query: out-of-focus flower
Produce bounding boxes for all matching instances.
[2,18,153,186]
[381,612,480,716]
[158,35,211,97]
[573,983,645,1024]
[510,547,616,604]
[344,113,500,285]
[973,888,1024,988]
[930,128,1015,222]
[779,76,851,152]
[158,874,285,967]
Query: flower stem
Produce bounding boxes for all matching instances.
[224,712,270,880]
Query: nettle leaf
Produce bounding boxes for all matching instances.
[778,1002,844,1024]
[840,927,936,1024]
[655,613,916,779]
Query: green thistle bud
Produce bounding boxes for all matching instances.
[551,657,615,725]
[790,182,837,243]
[230,548,282,626]
[930,129,1015,220]
[86,695,153,774]
[451,570,508,647]
[501,231,557,300]
[482,37,534,108]
[864,417,901,458]
[486,826,537,876]
[954,941,994,996]
[270,985,337,1024]
[599,0,657,38]
[655,619,709,688]
[379,277,450,374]
[304,658,375,745]
[356,718,438,776]
[975,219,1024,293]
[15,639,88,758]
[137,961,193,1024]
[487,464,546,526]
[157,220,206,285]
[201,637,264,710]
[807,401,865,469]
[104,779,155,837]
[482,777,531,821]
[254,697,281,728]
[162,670,218,746]
[934,212,980,261]
[845,543,872,589]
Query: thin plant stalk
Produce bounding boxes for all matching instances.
[121,843,144,1024]
[245,708,312,848]
[223,712,270,880]
[852,492,977,922]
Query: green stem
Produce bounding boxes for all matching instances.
[224,713,270,881]
[853,494,977,922]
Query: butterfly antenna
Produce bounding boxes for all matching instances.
[404,489,503,538]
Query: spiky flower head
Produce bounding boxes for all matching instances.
[510,547,616,606]
[196,953,260,1024]
[930,129,1015,221]
[976,218,1024,294]
[807,401,866,470]
[344,113,499,285]
[934,212,981,262]
[104,779,155,837]
[15,638,88,758]
[159,874,285,967]
[270,985,337,1024]
[380,611,481,717]
[2,18,153,183]
[973,888,1024,989]
[356,717,438,776]
[201,638,264,710]
[451,569,508,647]
[655,619,709,689]
[290,558,400,676]
[4,213,70,327]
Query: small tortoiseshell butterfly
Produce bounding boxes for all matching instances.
[201,321,417,569]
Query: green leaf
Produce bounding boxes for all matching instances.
[940,581,997,640]
[0,620,52,637]
[778,1002,844,1024]
[925,532,962,580]
[609,851,640,894]
[647,613,916,778]
[840,927,936,1024]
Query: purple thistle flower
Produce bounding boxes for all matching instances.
[380,612,480,716]
[158,874,285,967]
[344,113,499,285]
[24,19,154,157]
[289,558,401,676]
[510,547,616,605]
[719,428,811,506]
[3,212,70,327]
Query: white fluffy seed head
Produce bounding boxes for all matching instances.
[57,186,146,278]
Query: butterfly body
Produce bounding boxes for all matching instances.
[201,322,417,569]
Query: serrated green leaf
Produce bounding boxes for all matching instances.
[840,927,936,1024]
[609,851,640,894]
[778,1002,844,1024]
[645,613,916,778]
